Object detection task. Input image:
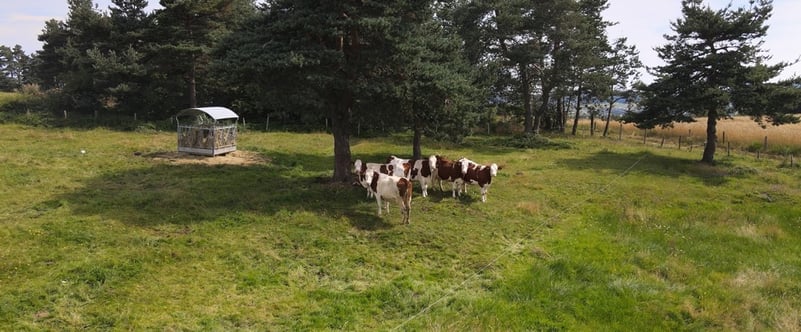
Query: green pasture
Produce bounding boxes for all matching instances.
[1,123,800,330]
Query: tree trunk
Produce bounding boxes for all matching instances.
[702,109,717,164]
[556,96,564,133]
[571,86,582,135]
[534,87,551,136]
[603,101,613,137]
[412,123,422,160]
[521,63,533,134]
[330,102,353,183]
[188,58,197,108]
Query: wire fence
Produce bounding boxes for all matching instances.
[575,122,800,167]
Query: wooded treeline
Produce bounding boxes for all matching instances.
[1,0,800,177]
[2,0,640,132]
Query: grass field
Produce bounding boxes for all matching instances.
[1,123,800,330]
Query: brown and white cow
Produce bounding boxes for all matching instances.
[433,155,468,198]
[458,157,500,202]
[353,159,404,197]
[386,155,438,197]
[362,170,412,224]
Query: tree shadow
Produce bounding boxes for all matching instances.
[55,150,398,229]
[554,150,730,186]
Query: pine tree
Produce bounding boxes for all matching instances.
[453,0,612,135]
[0,45,32,91]
[216,0,451,182]
[625,0,800,163]
[151,0,250,109]
[86,0,153,116]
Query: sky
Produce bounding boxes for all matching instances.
[1,0,800,84]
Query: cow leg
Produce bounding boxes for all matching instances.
[420,178,429,197]
[375,195,383,216]
[400,198,410,224]
[481,184,489,202]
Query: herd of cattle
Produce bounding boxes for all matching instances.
[352,155,501,224]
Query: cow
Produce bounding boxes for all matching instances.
[458,157,500,202]
[353,159,405,197]
[386,155,438,197]
[433,155,468,198]
[362,170,412,224]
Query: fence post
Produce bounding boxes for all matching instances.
[64,110,67,119]
[722,131,726,144]
[660,137,665,148]
[764,136,768,152]
[618,122,622,141]
[643,129,647,144]
[678,136,682,150]
[727,142,731,156]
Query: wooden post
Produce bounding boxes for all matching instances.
[660,137,665,148]
[763,136,768,152]
[642,129,647,144]
[727,142,731,156]
[618,122,623,141]
[757,150,760,159]
[678,136,682,150]
[722,131,726,144]
[64,110,67,119]
[266,115,270,131]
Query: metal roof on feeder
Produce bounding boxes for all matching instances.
[176,107,239,121]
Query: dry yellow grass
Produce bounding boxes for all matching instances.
[579,116,801,151]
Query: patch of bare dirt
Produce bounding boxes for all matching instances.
[142,150,270,166]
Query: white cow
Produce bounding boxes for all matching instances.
[354,159,405,198]
[362,170,412,224]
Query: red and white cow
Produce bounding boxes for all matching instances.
[433,155,468,198]
[458,157,500,202]
[362,170,412,224]
[386,155,438,197]
[353,159,404,197]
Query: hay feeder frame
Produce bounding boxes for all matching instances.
[176,107,239,156]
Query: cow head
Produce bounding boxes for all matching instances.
[427,155,437,172]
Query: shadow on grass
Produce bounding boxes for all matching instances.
[555,150,730,186]
[56,151,401,229]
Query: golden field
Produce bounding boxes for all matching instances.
[580,116,801,152]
